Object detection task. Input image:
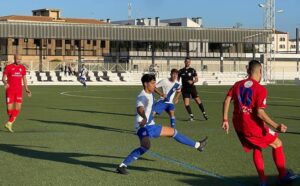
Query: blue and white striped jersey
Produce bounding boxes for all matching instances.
[135,90,155,129]
[156,78,181,103]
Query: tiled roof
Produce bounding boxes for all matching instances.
[275,30,288,34]
[0,15,107,24]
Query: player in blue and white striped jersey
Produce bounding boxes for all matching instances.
[79,64,88,87]
[116,73,208,175]
[154,69,181,128]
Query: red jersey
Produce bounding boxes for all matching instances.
[4,63,26,91]
[227,78,267,137]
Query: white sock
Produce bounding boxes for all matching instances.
[194,142,200,149]
[119,163,127,167]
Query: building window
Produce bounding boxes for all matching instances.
[101,40,106,48]
[87,40,91,45]
[290,45,296,49]
[65,39,71,45]
[279,44,285,49]
[56,40,62,47]
[12,38,19,46]
[34,39,41,47]
[279,37,286,42]
[169,22,182,26]
[93,40,97,46]
[48,39,52,44]
[24,38,28,43]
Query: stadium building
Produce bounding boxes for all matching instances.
[0,9,110,65]
[0,8,299,85]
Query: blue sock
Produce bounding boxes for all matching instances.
[122,147,148,166]
[170,117,176,128]
[173,130,196,147]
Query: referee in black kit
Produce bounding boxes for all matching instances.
[178,57,208,121]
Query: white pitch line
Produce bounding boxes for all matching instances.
[60,90,300,103]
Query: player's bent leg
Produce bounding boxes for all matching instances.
[269,138,287,180]
[268,138,299,185]
[117,129,151,175]
[117,137,150,175]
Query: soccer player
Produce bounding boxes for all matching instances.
[153,69,181,128]
[116,74,208,175]
[2,54,31,132]
[79,64,88,87]
[222,60,299,186]
[178,57,208,121]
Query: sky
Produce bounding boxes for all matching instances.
[1,0,299,38]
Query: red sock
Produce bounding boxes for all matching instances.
[7,109,14,122]
[13,109,20,118]
[7,110,13,117]
[272,146,286,179]
[8,110,20,123]
[253,148,267,182]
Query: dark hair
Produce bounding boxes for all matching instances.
[247,60,262,75]
[141,73,156,86]
[170,68,179,74]
[185,57,191,61]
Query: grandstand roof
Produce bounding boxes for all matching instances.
[0,21,271,43]
[0,15,106,25]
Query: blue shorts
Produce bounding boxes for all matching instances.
[137,125,162,140]
[80,77,86,81]
[153,100,175,115]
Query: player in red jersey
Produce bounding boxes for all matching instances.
[222,60,298,186]
[2,54,31,132]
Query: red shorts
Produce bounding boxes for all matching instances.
[6,89,23,104]
[236,127,278,152]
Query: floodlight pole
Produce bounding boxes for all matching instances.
[260,0,276,83]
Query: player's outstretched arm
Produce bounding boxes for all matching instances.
[137,106,147,127]
[22,76,31,97]
[222,96,232,134]
[257,108,287,133]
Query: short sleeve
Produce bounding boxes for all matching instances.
[156,79,164,88]
[3,66,9,76]
[136,95,147,108]
[256,86,267,109]
[22,66,26,76]
[227,85,234,97]
[176,81,182,90]
[192,69,197,77]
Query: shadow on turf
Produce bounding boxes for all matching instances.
[28,119,135,135]
[277,116,300,121]
[47,107,135,117]
[1,144,299,186]
[0,144,223,180]
[0,144,150,172]
[269,103,300,108]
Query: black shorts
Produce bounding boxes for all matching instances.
[181,86,199,99]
